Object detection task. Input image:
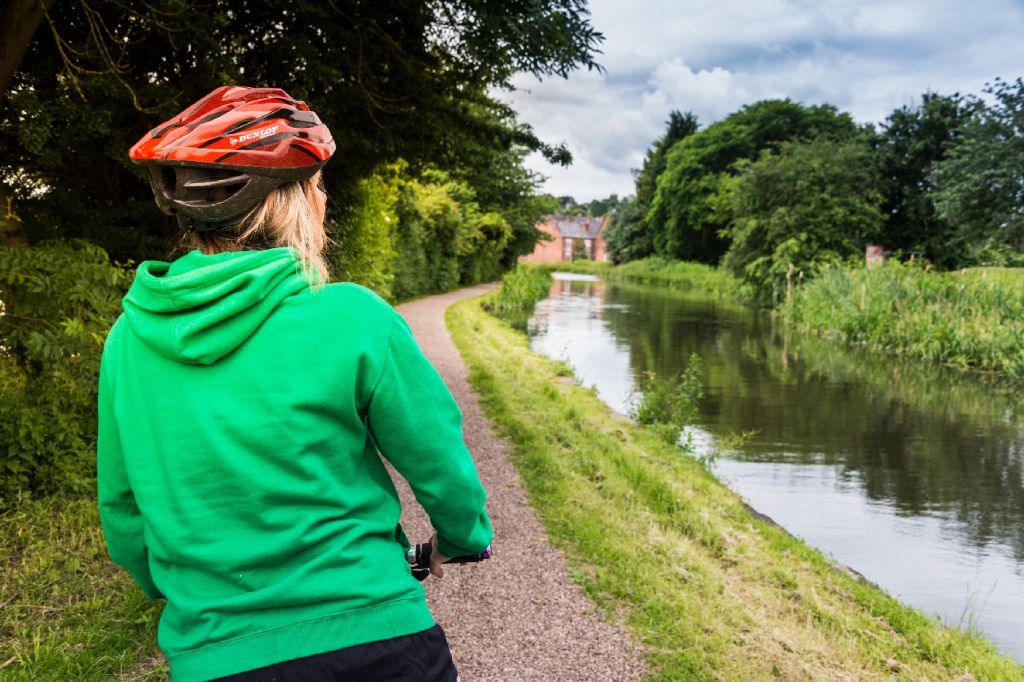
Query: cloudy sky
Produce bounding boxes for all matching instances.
[499,0,1024,202]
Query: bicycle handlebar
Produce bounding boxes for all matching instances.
[406,542,492,581]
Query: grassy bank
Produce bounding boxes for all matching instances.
[782,262,1024,378]
[447,289,1023,681]
[0,496,165,680]
[529,256,745,304]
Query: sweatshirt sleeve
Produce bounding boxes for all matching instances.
[96,335,163,600]
[365,310,492,558]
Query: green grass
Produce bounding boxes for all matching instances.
[610,257,745,302]
[0,495,166,680]
[447,289,1024,681]
[781,262,1024,378]
[482,265,553,313]
[527,256,746,308]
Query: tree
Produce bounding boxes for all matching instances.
[875,92,972,267]
[602,195,641,263]
[605,110,698,262]
[648,100,860,264]
[930,78,1024,265]
[0,0,56,96]
[584,194,621,216]
[722,136,884,306]
[2,1,603,261]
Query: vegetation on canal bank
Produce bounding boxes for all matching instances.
[532,256,746,304]
[482,266,554,313]
[781,262,1024,378]
[547,254,1024,380]
[0,495,166,680]
[448,287,1024,681]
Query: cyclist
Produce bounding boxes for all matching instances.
[98,85,492,681]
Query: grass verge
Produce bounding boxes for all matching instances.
[781,262,1024,378]
[447,289,1024,681]
[0,495,166,680]
[530,256,745,304]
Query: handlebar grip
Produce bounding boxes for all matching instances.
[406,543,492,581]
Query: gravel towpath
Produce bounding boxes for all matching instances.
[393,283,647,682]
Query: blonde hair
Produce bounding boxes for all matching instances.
[179,171,332,288]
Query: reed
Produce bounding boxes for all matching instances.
[782,262,1024,378]
[483,264,554,313]
[532,257,745,303]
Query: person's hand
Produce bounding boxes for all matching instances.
[429,532,450,579]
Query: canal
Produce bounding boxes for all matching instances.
[518,272,1024,661]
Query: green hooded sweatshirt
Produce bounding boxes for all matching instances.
[97,247,492,681]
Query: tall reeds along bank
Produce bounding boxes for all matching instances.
[609,257,745,302]
[535,256,745,303]
[483,265,553,313]
[448,290,1022,680]
[782,261,1024,378]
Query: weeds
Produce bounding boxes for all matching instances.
[782,261,1024,377]
[608,257,746,303]
[717,429,760,451]
[628,353,704,448]
[482,264,553,313]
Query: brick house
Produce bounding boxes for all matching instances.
[519,214,611,264]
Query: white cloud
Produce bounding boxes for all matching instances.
[646,60,755,123]
[504,0,1024,202]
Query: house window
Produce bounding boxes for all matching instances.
[563,238,573,259]
[584,238,592,255]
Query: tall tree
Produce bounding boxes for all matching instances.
[648,100,860,264]
[2,1,602,261]
[722,136,884,306]
[876,92,971,267]
[930,78,1024,265]
[584,193,621,216]
[605,110,698,262]
[0,0,56,96]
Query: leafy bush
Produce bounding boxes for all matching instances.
[609,256,745,302]
[329,166,514,302]
[0,241,133,502]
[629,353,704,447]
[483,264,553,314]
[330,167,401,300]
[722,136,884,307]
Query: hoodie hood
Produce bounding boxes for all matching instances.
[122,247,313,365]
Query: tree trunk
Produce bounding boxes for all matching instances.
[1,0,57,97]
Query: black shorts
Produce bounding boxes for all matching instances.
[211,624,458,682]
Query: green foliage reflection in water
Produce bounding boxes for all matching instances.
[595,277,1024,562]
[782,261,1024,377]
[538,257,744,304]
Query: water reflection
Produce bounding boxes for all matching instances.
[522,273,1024,660]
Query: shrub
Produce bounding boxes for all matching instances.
[629,352,704,447]
[484,265,553,313]
[0,240,133,502]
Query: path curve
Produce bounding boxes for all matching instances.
[393,283,647,682]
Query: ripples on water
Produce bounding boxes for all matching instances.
[518,273,1024,661]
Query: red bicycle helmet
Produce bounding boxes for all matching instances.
[129,86,335,233]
